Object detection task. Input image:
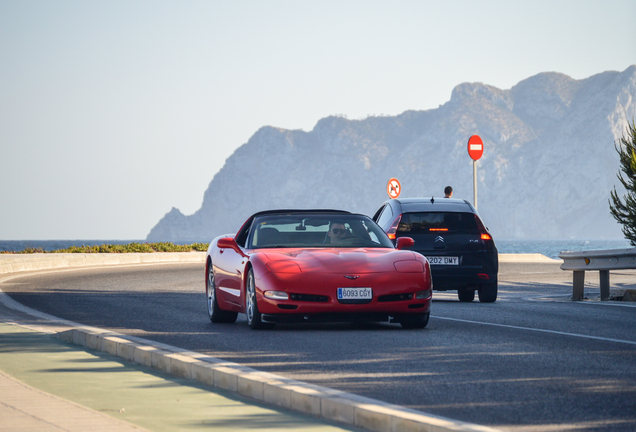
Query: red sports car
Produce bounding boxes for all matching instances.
[205,210,432,329]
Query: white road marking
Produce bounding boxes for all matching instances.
[432,316,636,346]
[518,272,555,274]
[526,295,636,307]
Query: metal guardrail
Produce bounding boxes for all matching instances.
[559,248,636,300]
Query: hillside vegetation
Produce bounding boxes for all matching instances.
[0,242,209,254]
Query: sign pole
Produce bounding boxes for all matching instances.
[473,159,477,210]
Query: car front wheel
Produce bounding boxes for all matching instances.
[399,312,430,329]
[245,268,274,330]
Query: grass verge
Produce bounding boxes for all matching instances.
[0,242,209,254]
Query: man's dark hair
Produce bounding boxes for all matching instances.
[444,186,453,195]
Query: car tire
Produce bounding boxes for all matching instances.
[458,289,475,302]
[245,268,275,330]
[478,282,498,303]
[400,312,429,329]
[207,263,238,323]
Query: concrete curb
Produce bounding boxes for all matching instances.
[51,326,499,432]
[0,254,502,432]
[498,253,557,262]
[0,252,555,276]
[0,252,206,275]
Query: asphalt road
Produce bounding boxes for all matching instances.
[2,261,636,432]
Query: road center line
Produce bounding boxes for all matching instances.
[432,316,636,346]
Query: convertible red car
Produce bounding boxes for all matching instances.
[205,210,432,329]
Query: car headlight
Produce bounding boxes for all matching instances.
[416,289,432,299]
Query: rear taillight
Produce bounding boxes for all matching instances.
[386,214,402,240]
[474,215,495,247]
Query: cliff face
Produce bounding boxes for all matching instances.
[147,66,636,242]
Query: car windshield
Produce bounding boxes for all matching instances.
[249,214,394,249]
[397,212,479,234]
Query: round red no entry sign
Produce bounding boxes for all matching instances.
[467,135,484,161]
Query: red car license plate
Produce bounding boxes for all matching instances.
[337,287,372,300]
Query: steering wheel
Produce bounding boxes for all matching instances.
[334,235,366,246]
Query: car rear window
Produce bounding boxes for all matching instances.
[397,212,479,234]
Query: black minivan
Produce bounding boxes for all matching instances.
[372,198,498,302]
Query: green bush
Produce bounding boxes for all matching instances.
[1,242,210,254]
[610,120,636,245]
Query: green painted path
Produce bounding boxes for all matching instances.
[0,323,361,432]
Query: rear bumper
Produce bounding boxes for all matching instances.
[431,270,497,290]
[424,251,498,291]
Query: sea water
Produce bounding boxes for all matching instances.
[496,239,631,259]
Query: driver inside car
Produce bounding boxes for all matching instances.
[326,221,352,244]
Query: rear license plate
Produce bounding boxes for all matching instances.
[337,287,372,300]
[429,256,459,265]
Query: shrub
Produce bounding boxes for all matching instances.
[610,120,636,245]
[1,242,210,254]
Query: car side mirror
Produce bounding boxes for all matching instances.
[217,237,247,257]
[396,237,414,250]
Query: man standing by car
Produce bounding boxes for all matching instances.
[444,186,453,198]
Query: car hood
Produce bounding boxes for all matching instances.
[260,248,417,274]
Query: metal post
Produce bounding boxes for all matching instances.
[599,270,610,300]
[473,159,478,210]
[572,271,585,300]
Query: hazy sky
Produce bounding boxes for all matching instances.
[1,0,635,240]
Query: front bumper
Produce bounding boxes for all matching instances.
[262,310,430,324]
[255,270,431,316]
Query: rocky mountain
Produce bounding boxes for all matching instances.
[147,66,636,242]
